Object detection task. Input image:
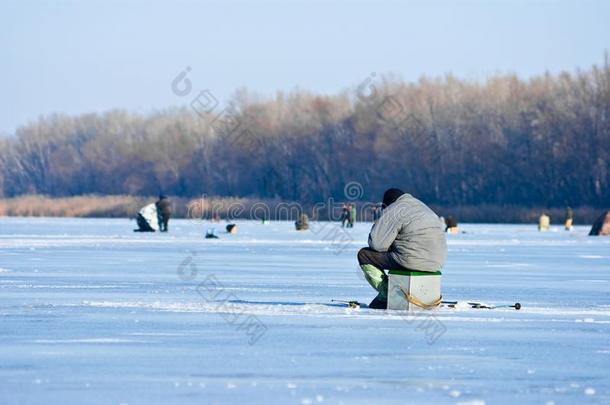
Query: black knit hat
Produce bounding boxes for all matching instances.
[382,188,404,208]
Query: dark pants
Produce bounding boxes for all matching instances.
[158,214,170,232]
[357,247,401,270]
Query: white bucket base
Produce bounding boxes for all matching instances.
[387,270,442,310]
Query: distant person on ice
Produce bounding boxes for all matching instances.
[564,207,574,231]
[372,203,383,221]
[155,195,172,232]
[357,188,447,309]
[538,213,550,232]
[348,203,357,228]
[295,213,309,231]
[589,211,610,236]
[445,216,458,233]
[340,203,349,228]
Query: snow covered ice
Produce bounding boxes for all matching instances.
[1,217,609,404]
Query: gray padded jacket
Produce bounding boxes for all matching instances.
[368,193,446,272]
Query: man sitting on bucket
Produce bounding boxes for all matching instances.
[358,188,447,309]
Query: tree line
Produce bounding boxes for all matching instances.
[1,62,609,211]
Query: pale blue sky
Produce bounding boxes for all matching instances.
[1,0,609,134]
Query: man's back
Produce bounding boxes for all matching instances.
[156,199,172,216]
[368,193,446,272]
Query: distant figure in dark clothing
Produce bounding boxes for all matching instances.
[348,204,356,228]
[589,211,610,236]
[295,214,309,231]
[372,203,383,221]
[445,216,458,233]
[564,207,574,231]
[155,195,172,232]
[340,204,349,227]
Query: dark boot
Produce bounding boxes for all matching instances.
[368,295,387,310]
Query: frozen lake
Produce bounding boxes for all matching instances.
[1,217,609,404]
